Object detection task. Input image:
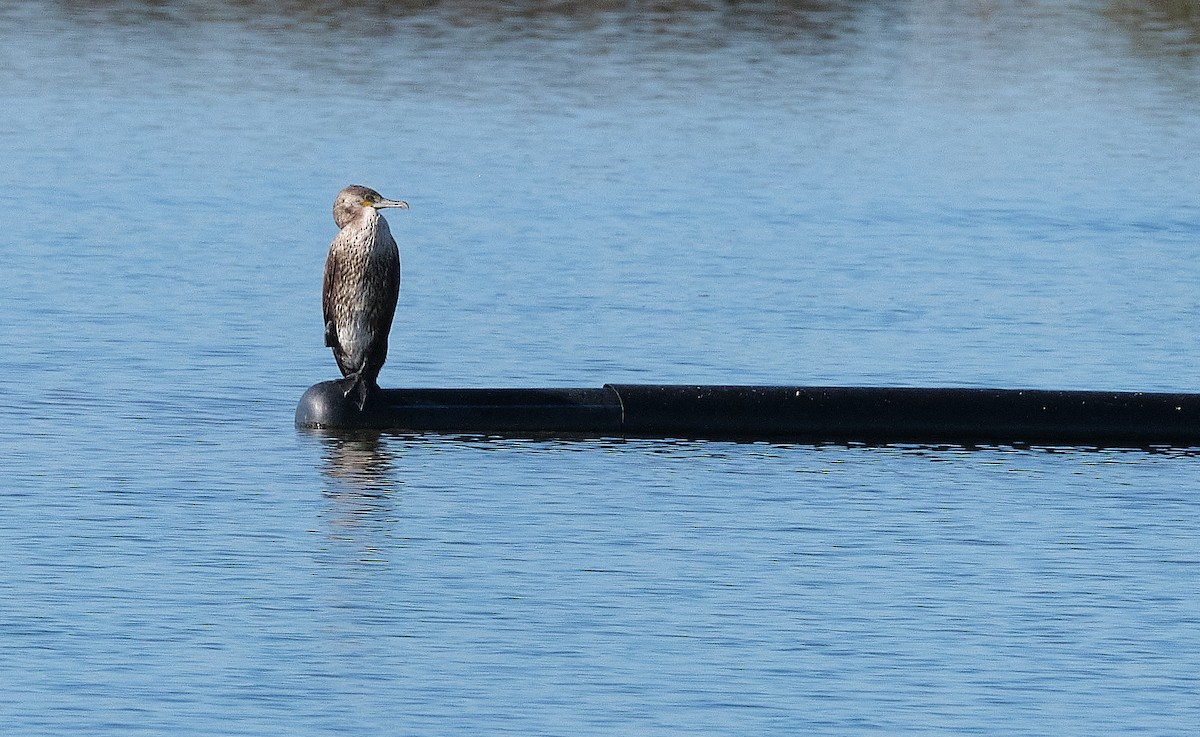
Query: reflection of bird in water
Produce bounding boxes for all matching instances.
[323,185,409,410]
[313,431,400,540]
[318,431,396,491]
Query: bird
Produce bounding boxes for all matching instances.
[322,184,409,410]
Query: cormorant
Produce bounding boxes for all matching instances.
[322,184,408,410]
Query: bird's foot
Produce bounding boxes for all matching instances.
[340,374,373,412]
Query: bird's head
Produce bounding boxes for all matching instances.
[333,184,409,228]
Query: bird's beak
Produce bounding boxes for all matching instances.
[376,198,409,210]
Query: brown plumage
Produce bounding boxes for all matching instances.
[322,185,408,410]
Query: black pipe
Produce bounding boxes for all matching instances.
[296,380,622,434]
[295,381,1200,447]
[609,385,1200,446]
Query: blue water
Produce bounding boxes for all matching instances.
[3,1,1200,734]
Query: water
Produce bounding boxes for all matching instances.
[2,1,1200,734]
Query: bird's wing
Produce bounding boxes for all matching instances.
[322,251,339,349]
[379,244,401,337]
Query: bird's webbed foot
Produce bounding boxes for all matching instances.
[340,373,374,411]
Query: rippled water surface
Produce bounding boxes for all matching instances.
[3,1,1200,734]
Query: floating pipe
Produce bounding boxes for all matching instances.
[295,381,622,435]
[295,381,1200,447]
